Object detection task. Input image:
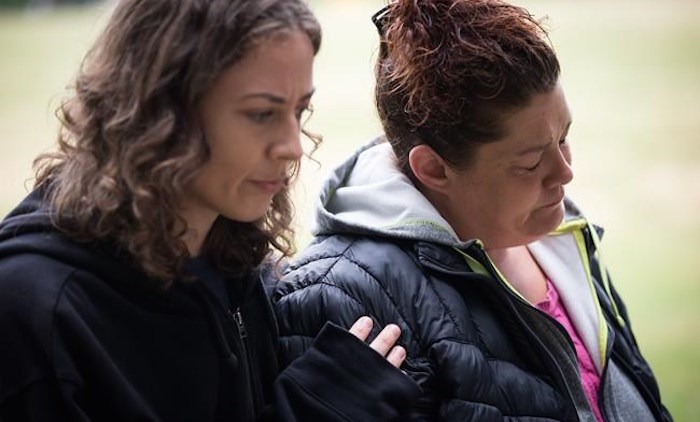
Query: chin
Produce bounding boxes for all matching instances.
[224,207,270,223]
[542,206,565,233]
[525,205,565,238]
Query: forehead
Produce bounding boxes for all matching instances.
[213,31,315,94]
[481,85,571,159]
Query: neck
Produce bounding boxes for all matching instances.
[183,231,206,257]
[487,245,548,304]
[177,207,218,257]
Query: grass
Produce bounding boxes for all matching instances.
[1,0,698,419]
[0,4,107,209]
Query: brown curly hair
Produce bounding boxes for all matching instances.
[374,0,559,176]
[33,0,322,287]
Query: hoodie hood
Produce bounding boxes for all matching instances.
[0,187,55,242]
[0,189,267,300]
[0,187,80,260]
[317,138,467,247]
[315,137,586,249]
[0,188,154,291]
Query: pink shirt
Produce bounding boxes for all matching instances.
[537,279,605,422]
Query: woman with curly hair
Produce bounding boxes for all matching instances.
[0,0,420,420]
[275,0,672,420]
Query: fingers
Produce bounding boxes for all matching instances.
[385,345,407,369]
[368,323,401,356]
[348,316,373,342]
[348,317,407,369]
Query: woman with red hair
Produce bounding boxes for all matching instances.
[275,0,672,420]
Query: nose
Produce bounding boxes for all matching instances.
[544,146,573,188]
[273,117,304,162]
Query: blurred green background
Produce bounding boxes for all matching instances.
[1,0,698,419]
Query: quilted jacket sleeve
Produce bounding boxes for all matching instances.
[273,253,426,420]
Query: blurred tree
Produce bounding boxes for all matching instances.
[0,0,99,9]
[0,0,28,7]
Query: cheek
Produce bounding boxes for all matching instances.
[506,180,542,213]
[205,139,255,180]
[193,158,244,196]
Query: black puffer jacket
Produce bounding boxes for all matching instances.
[274,140,671,421]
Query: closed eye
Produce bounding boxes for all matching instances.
[521,137,569,172]
[523,159,542,172]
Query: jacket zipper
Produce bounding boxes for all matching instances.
[469,245,581,419]
[596,327,613,422]
[581,223,612,422]
[596,346,667,422]
[230,307,256,421]
[580,228,666,422]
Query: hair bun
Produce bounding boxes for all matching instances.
[374,0,560,175]
[377,0,557,126]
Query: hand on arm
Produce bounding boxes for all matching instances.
[348,316,407,369]
[272,317,420,421]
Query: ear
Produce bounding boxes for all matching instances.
[408,145,451,194]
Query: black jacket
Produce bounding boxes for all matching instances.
[273,140,672,421]
[0,189,420,421]
[276,234,671,421]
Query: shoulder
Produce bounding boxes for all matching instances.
[0,233,126,354]
[0,252,83,400]
[276,235,423,313]
[0,248,94,348]
[275,235,438,345]
[280,234,418,293]
[0,252,80,321]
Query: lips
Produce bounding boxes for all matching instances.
[541,196,564,209]
[250,178,286,194]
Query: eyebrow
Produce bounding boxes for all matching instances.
[240,89,315,104]
[514,121,572,157]
[515,142,550,157]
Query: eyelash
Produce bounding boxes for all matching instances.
[295,104,312,121]
[246,104,312,124]
[522,138,568,172]
[523,161,541,172]
[247,110,274,124]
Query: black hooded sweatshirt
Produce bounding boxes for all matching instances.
[0,190,420,421]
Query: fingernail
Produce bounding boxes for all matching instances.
[361,316,372,327]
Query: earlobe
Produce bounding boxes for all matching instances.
[408,145,451,194]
